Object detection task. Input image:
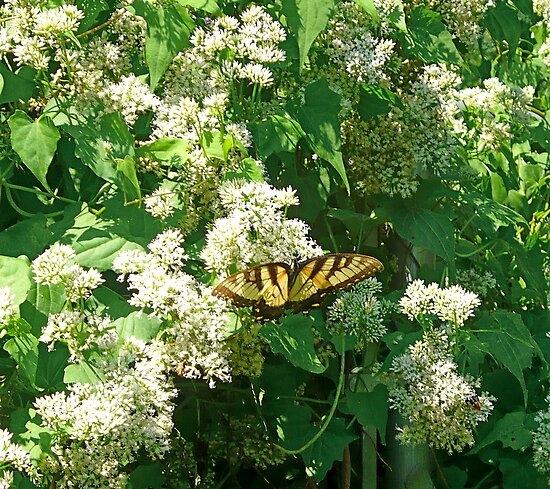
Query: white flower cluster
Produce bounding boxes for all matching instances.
[327,278,387,350]
[400,279,481,327]
[144,187,176,219]
[40,310,115,362]
[113,229,232,386]
[201,180,323,275]
[32,243,104,303]
[532,395,550,481]
[0,287,17,327]
[34,338,176,489]
[0,3,84,70]
[0,428,34,488]
[324,2,395,86]
[389,329,495,453]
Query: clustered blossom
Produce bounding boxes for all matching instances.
[201,180,323,276]
[113,229,231,386]
[0,287,17,326]
[32,243,104,303]
[455,269,497,298]
[144,187,176,219]
[39,311,115,362]
[34,338,176,489]
[0,428,34,488]
[327,278,388,350]
[400,279,481,327]
[532,395,550,481]
[389,329,495,453]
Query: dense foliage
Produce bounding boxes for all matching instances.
[0,0,548,488]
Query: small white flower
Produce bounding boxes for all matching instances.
[32,243,76,285]
[144,187,175,219]
[0,287,17,326]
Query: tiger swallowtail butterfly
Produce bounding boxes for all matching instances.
[212,253,384,320]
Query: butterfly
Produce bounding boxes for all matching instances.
[212,253,384,320]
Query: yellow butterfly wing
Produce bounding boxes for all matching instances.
[288,253,384,308]
[212,263,290,318]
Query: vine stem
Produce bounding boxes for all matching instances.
[276,336,346,455]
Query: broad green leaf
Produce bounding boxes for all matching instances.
[134,1,194,89]
[352,0,379,20]
[302,418,358,482]
[514,247,548,307]
[0,256,31,305]
[23,281,65,319]
[290,78,350,193]
[490,172,507,203]
[224,157,265,182]
[327,208,379,246]
[8,111,60,189]
[64,361,105,384]
[135,137,188,167]
[386,0,407,32]
[499,454,548,489]
[476,311,536,406]
[0,215,52,260]
[284,167,330,222]
[117,156,141,203]
[63,112,135,185]
[92,286,136,319]
[75,0,109,30]
[0,64,34,104]
[128,464,166,489]
[461,192,527,233]
[175,0,220,14]
[282,0,335,70]
[260,314,326,373]
[470,412,535,453]
[345,385,389,444]
[399,6,462,65]
[485,2,522,56]
[357,84,402,121]
[252,113,305,158]
[4,333,39,385]
[274,403,317,449]
[35,343,69,391]
[114,311,161,342]
[392,207,455,274]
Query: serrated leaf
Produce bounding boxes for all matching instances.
[8,111,60,189]
[290,78,349,193]
[470,412,534,453]
[282,0,335,70]
[399,6,462,65]
[302,418,358,482]
[4,333,39,385]
[63,112,135,185]
[114,311,161,341]
[135,1,194,89]
[476,311,536,406]
[0,256,31,305]
[345,385,389,444]
[392,207,455,273]
[260,314,326,373]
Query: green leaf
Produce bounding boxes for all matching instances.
[490,172,507,203]
[63,361,105,384]
[114,311,161,342]
[128,464,166,489]
[75,0,109,30]
[175,0,220,14]
[117,156,141,203]
[282,0,335,70]
[0,64,35,104]
[345,385,389,444]
[224,157,265,182]
[485,2,522,56]
[0,256,31,305]
[301,418,358,482]
[135,137,188,166]
[0,215,52,260]
[289,78,350,193]
[386,0,407,32]
[251,113,305,158]
[470,412,534,454]
[64,112,135,185]
[260,314,326,373]
[476,311,536,406]
[399,6,462,65]
[391,207,455,274]
[135,1,194,89]
[8,111,60,189]
[4,333,39,386]
[35,343,69,391]
[352,0,379,20]
[23,281,65,319]
[357,84,402,121]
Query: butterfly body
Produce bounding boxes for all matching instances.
[212,253,384,319]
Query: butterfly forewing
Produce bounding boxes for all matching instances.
[288,253,384,304]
